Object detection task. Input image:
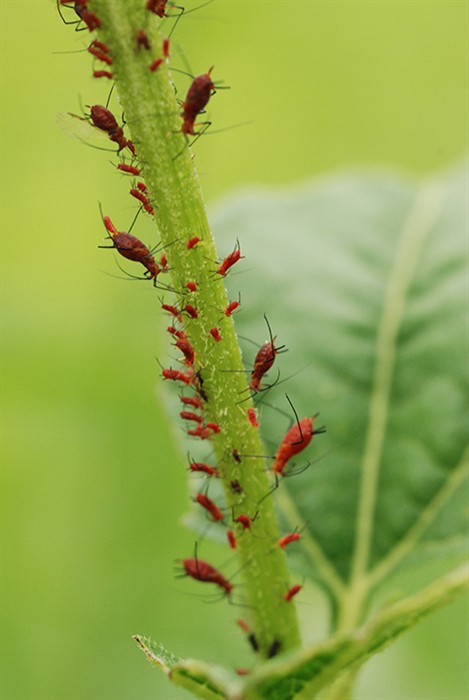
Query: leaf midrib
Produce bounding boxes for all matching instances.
[343,180,446,629]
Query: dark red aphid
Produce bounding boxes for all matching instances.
[284,584,302,602]
[93,70,113,79]
[217,241,243,276]
[227,530,236,549]
[129,187,155,216]
[186,281,197,292]
[209,327,222,342]
[88,42,112,64]
[90,105,135,154]
[189,461,219,477]
[167,325,185,339]
[180,410,203,424]
[146,0,170,17]
[250,316,286,392]
[159,252,169,271]
[136,29,151,50]
[247,408,259,428]
[230,479,243,494]
[225,300,240,316]
[205,422,220,433]
[268,640,282,658]
[196,493,224,522]
[100,216,160,283]
[184,304,198,319]
[161,303,181,318]
[232,449,241,463]
[59,1,101,32]
[187,236,200,249]
[181,68,215,135]
[117,163,141,176]
[181,557,233,597]
[163,38,170,58]
[278,532,301,549]
[162,368,194,385]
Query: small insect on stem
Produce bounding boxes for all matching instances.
[93,70,113,79]
[181,67,215,135]
[117,163,141,176]
[277,531,301,549]
[99,215,161,285]
[179,555,233,597]
[58,1,101,32]
[136,29,151,51]
[88,39,112,65]
[209,327,222,342]
[217,240,243,277]
[227,529,236,549]
[250,315,286,392]
[89,105,135,155]
[247,407,259,428]
[187,236,200,249]
[189,461,220,478]
[284,584,302,602]
[272,396,325,478]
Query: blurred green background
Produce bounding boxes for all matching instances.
[1,1,467,699]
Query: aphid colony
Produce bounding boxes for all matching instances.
[58,0,325,667]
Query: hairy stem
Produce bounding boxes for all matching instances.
[89,0,301,657]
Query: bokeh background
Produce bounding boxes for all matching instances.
[1,1,467,699]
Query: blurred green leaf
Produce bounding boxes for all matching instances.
[211,164,468,619]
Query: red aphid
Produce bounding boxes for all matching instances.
[227,530,236,549]
[278,532,301,549]
[273,416,319,476]
[247,408,259,428]
[88,45,112,64]
[146,0,169,17]
[90,105,134,154]
[187,425,212,440]
[162,368,194,385]
[195,493,224,522]
[186,281,197,292]
[100,216,159,283]
[161,303,181,318]
[225,300,240,316]
[180,410,203,424]
[230,479,243,494]
[163,38,170,58]
[117,163,141,176]
[159,252,169,271]
[180,395,203,409]
[61,1,101,31]
[93,70,113,79]
[181,68,215,135]
[206,422,220,433]
[184,304,198,319]
[129,187,155,216]
[90,38,109,52]
[187,236,200,249]
[209,327,222,342]
[182,557,233,597]
[235,514,252,530]
[149,58,164,72]
[175,337,195,365]
[189,461,219,477]
[137,181,148,193]
[136,29,151,50]
[217,241,243,276]
[250,316,285,392]
[284,584,302,602]
[167,325,185,339]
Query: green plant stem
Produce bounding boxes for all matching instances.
[90,0,301,657]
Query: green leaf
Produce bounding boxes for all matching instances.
[133,636,233,700]
[211,164,468,628]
